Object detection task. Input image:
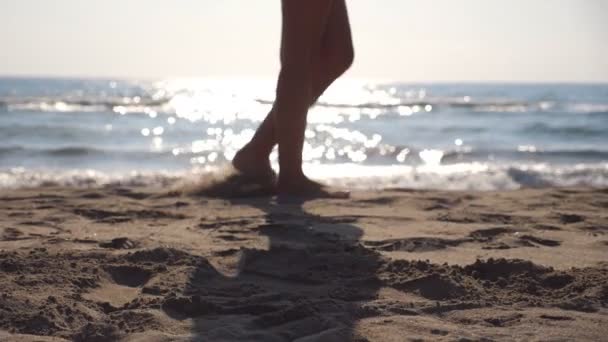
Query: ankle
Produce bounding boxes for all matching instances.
[278,170,306,185]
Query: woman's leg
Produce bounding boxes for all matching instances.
[311,0,354,105]
[233,0,354,191]
[273,0,334,193]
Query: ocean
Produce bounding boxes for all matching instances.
[1,77,607,190]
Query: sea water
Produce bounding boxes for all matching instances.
[1,77,607,190]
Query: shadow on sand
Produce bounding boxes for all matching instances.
[165,175,382,341]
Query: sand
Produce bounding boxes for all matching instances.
[0,181,607,341]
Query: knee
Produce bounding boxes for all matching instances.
[276,64,313,102]
[329,44,354,77]
[279,63,313,85]
[343,44,355,71]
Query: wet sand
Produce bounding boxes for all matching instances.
[1,184,607,341]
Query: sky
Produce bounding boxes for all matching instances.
[1,0,607,82]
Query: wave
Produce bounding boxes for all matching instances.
[358,146,608,164]
[522,123,606,136]
[329,164,608,190]
[0,146,107,157]
[440,149,608,163]
[0,168,184,189]
[3,93,607,116]
[264,98,608,115]
[1,163,607,190]
[2,144,607,166]
[260,98,533,112]
[0,146,167,158]
[46,147,108,157]
[0,96,170,114]
[0,146,25,155]
[566,103,608,115]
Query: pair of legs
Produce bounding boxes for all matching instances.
[233,0,354,196]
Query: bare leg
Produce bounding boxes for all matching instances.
[233,0,353,188]
[273,0,333,195]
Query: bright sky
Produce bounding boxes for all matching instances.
[1,0,607,82]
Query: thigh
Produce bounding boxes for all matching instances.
[280,0,334,67]
[321,0,353,61]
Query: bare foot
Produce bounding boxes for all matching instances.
[232,146,276,185]
[277,174,349,200]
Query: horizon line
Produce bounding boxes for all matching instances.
[0,73,607,86]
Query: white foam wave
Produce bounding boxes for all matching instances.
[0,168,184,189]
[2,163,607,191]
[315,163,608,190]
[566,103,608,114]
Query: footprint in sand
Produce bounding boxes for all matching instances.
[105,265,153,287]
[467,227,561,249]
[84,265,153,310]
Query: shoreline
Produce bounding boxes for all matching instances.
[1,185,607,341]
[2,161,608,192]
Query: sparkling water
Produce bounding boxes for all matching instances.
[1,77,607,190]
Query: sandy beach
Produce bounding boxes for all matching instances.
[0,182,607,341]
[2,0,607,340]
